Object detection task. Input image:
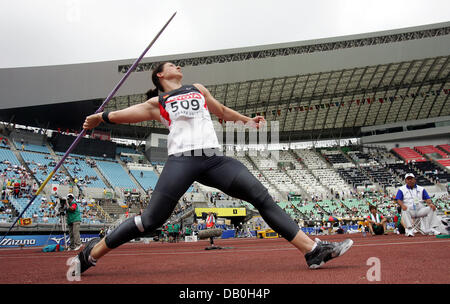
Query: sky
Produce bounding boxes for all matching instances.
[0,0,449,68]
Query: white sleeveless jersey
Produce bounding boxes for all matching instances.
[158,85,220,155]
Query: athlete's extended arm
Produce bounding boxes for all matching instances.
[83,98,161,130]
[194,83,265,128]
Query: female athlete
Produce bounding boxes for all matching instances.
[73,62,353,275]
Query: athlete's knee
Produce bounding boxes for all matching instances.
[140,212,167,232]
[140,191,179,231]
[105,191,178,249]
[250,190,275,211]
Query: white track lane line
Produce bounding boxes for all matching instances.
[0,239,448,259]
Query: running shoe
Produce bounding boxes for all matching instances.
[304,238,353,269]
[70,237,100,276]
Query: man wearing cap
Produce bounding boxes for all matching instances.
[65,193,82,250]
[395,173,441,237]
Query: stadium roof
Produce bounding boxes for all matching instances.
[0,22,449,141]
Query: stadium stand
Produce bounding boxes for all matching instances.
[278,150,303,169]
[411,161,450,184]
[153,162,166,175]
[277,201,298,216]
[364,166,401,189]
[387,163,434,186]
[294,149,328,169]
[414,145,450,172]
[1,138,449,231]
[0,138,9,149]
[415,145,448,159]
[437,159,450,169]
[286,168,328,199]
[233,154,281,199]
[312,168,353,198]
[337,167,374,190]
[9,195,58,224]
[130,168,159,191]
[0,148,25,179]
[63,156,106,188]
[363,146,401,165]
[14,141,50,154]
[21,151,70,185]
[341,198,371,218]
[392,147,427,163]
[96,160,137,189]
[116,146,138,155]
[322,149,355,168]
[437,144,450,154]
[296,202,323,221]
[347,151,379,167]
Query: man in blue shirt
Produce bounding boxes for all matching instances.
[396,173,441,237]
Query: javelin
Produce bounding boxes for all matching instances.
[0,12,177,243]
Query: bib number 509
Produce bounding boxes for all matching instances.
[170,99,200,112]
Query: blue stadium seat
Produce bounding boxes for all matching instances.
[0,148,22,179]
[63,157,106,188]
[15,141,50,154]
[20,151,67,185]
[130,170,159,190]
[96,161,137,189]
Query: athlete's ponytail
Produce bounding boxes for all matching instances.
[146,61,169,99]
[146,88,159,99]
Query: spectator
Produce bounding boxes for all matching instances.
[13,180,20,198]
[174,222,180,242]
[367,205,387,235]
[167,221,174,243]
[99,227,106,239]
[393,206,405,234]
[396,173,442,237]
[65,194,82,251]
[205,212,217,248]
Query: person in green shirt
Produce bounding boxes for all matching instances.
[184,226,192,237]
[174,223,180,243]
[65,193,82,250]
[167,222,174,243]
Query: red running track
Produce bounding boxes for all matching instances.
[0,233,448,284]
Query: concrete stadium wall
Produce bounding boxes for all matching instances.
[1,24,449,110]
[360,116,450,149]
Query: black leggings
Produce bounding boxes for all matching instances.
[105,151,300,248]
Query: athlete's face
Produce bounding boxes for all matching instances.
[160,62,182,79]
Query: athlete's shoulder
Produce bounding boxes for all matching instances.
[192,83,207,94]
[146,96,159,103]
[146,97,160,108]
